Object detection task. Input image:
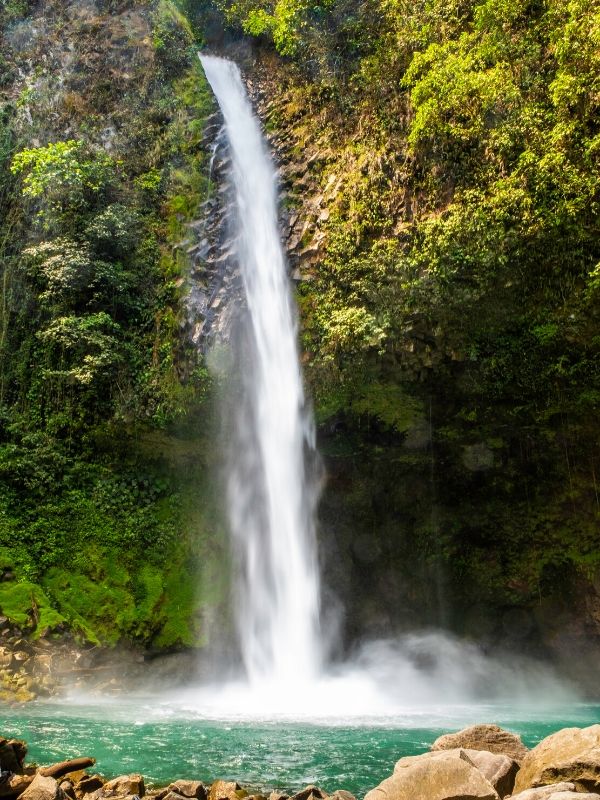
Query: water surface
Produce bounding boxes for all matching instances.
[2,700,599,797]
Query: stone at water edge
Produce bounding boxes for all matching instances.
[0,739,27,773]
[547,793,600,799]
[0,772,35,798]
[513,724,600,793]
[158,792,189,800]
[291,787,327,800]
[74,776,105,798]
[58,782,76,800]
[403,745,518,795]
[431,724,528,763]
[267,792,289,800]
[103,776,145,797]
[328,791,355,800]
[365,748,499,800]
[462,749,519,797]
[208,781,248,800]
[159,782,207,800]
[19,775,66,800]
[508,784,576,800]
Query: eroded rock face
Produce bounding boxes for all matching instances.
[365,749,499,800]
[513,725,600,794]
[431,725,528,763]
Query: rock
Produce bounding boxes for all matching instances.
[463,749,519,797]
[508,784,576,800]
[59,783,76,800]
[513,725,600,794]
[165,784,206,800]
[0,773,35,798]
[291,789,327,800]
[103,777,144,798]
[548,794,600,799]
[431,724,528,762]
[267,793,288,800]
[365,749,499,800]
[208,783,247,800]
[327,793,354,800]
[20,775,66,800]
[0,739,27,773]
[74,776,105,797]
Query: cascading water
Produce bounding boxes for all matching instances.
[199,55,322,690]
[187,54,576,719]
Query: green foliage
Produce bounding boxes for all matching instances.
[153,0,195,76]
[232,0,600,619]
[0,0,220,648]
[0,579,65,632]
[11,141,116,229]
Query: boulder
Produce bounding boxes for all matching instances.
[74,776,105,797]
[103,777,144,798]
[463,749,519,797]
[59,783,76,800]
[268,793,289,800]
[0,773,35,798]
[393,750,474,772]
[365,749,499,800]
[208,782,247,800]
[0,739,27,773]
[291,789,327,800]
[328,793,355,800]
[431,725,528,763]
[508,784,575,800]
[20,775,66,800]
[513,725,600,793]
[547,794,600,800]
[165,784,206,800]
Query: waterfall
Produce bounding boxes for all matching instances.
[199,55,322,689]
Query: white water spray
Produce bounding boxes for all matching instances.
[192,55,578,719]
[200,55,322,689]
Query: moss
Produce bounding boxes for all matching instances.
[0,580,66,631]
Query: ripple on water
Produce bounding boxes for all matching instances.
[1,701,599,796]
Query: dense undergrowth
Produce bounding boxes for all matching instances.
[218,0,600,644]
[0,0,598,655]
[0,0,227,647]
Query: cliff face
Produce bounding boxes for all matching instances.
[233,18,600,668]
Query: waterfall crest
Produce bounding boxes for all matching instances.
[199,55,322,689]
